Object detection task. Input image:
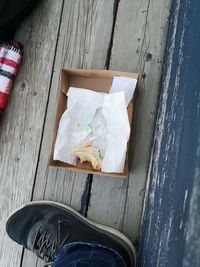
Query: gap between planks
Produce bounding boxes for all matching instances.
[88,0,171,243]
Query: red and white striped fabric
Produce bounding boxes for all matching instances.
[0,40,23,118]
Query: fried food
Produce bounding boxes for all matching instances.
[74,145,102,171]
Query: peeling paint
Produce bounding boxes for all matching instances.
[139,0,200,266]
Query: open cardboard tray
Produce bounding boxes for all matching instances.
[49,69,138,178]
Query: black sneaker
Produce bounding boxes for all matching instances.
[6,201,136,266]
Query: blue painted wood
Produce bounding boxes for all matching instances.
[139,0,200,266]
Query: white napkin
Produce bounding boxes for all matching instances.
[110,76,137,106]
[54,76,137,173]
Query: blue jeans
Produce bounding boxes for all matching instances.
[52,242,127,267]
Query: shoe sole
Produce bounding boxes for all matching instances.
[7,200,136,265]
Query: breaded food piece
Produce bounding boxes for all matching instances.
[74,146,102,171]
[83,140,93,147]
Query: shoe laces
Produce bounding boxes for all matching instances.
[33,220,70,266]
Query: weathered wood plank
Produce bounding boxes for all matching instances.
[88,0,171,242]
[21,0,116,265]
[139,0,200,266]
[0,1,63,267]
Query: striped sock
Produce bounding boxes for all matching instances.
[0,40,23,119]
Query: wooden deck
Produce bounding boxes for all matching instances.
[0,0,170,266]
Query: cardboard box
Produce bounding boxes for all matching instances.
[49,69,138,178]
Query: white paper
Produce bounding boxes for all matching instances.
[54,76,137,173]
[110,76,137,106]
[54,88,105,165]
